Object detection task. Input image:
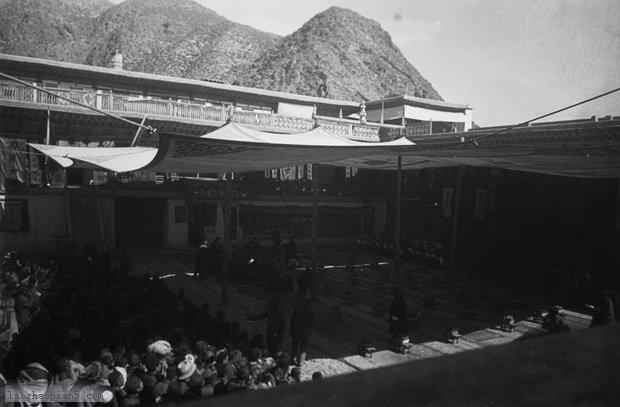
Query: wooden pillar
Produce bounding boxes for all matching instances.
[448,166,464,277]
[95,188,106,252]
[222,174,231,305]
[394,155,402,285]
[312,165,318,268]
[64,187,73,245]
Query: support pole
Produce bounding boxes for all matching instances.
[64,187,73,246]
[448,165,464,277]
[131,115,148,147]
[95,187,106,252]
[45,109,51,146]
[44,109,51,184]
[222,174,232,305]
[311,165,318,269]
[394,155,402,285]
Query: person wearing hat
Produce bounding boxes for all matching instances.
[589,290,616,327]
[70,361,114,406]
[176,354,197,382]
[119,376,142,407]
[544,305,570,334]
[146,340,172,357]
[388,286,408,340]
[194,241,209,280]
[247,298,287,358]
[13,363,55,407]
[290,294,315,367]
[107,366,128,403]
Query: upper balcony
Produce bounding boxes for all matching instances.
[0,80,404,142]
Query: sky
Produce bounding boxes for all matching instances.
[110,0,620,127]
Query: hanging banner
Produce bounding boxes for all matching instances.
[271,169,278,179]
[218,172,234,180]
[442,187,454,218]
[0,138,27,184]
[297,165,305,179]
[29,150,42,185]
[345,166,358,178]
[306,164,313,180]
[280,167,296,181]
[92,171,108,185]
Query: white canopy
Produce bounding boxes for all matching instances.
[28,120,620,178]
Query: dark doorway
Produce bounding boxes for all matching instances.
[115,197,165,247]
[187,202,218,246]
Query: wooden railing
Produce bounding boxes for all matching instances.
[0,81,404,140]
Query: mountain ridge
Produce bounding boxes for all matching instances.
[0,0,442,102]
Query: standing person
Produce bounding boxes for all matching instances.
[388,286,408,340]
[247,298,287,358]
[194,241,208,280]
[284,237,298,270]
[290,294,314,366]
[589,290,616,327]
[207,237,222,275]
[297,267,315,299]
[544,305,570,333]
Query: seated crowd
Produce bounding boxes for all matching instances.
[0,247,308,406]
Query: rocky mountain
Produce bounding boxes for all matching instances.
[243,7,441,101]
[0,0,112,62]
[84,0,279,83]
[0,0,442,101]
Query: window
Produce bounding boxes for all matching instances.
[0,199,29,231]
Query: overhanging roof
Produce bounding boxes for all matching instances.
[28,120,620,178]
[0,53,359,111]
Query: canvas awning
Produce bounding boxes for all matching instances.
[30,123,415,173]
[28,120,620,178]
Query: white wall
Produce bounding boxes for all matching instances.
[404,105,470,124]
[367,105,473,130]
[277,103,314,119]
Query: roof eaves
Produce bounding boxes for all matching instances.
[0,53,360,108]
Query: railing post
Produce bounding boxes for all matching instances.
[32,81,37,103]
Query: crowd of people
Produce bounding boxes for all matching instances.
[0,244,317,406]
[0,230,616,406]
[356,234,618,325]
[356,235,447,269]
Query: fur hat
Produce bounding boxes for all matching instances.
[143,352,160,373]
[18,363,49,383]
[83,361,104,382]
[147,340,172,356]
[289,367,301,382]
[99,349,114,366]
[177,354,197,381]
[124,376,143,394]
[107,367,127,389]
